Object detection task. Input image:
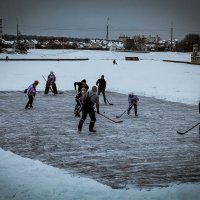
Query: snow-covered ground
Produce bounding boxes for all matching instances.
[0,49,200,199]
[0,50,199,105]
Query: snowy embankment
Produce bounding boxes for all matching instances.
[1,149,200,200]
[0,50,199,105]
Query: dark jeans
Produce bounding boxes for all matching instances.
[128,103,138,116]
[25,95,34,108]
[78,107,96,131]
[98,87,106,104]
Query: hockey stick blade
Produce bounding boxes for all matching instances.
[105,98,114,106]
[177,131,185,135]
[99,113,123,123]
[115,119,123,123]
[177,122,200,135]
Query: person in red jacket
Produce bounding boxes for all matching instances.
[74,87,87,117]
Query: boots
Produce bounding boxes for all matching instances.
[78,119,84,132]
[89,121,96,132]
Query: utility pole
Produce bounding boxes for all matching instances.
[106,17,109,49]
[170,21,173,51]
[0,18,2,39]
[17,23,19,39]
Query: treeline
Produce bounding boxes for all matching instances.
[176,34,200,52]
[1,33,200,52]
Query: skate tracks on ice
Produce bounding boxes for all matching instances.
[0,91,200,189]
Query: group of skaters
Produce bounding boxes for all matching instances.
[24,72,140,133]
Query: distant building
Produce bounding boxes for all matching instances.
[191,44,200,64]
[108,41,124,50]
[27,40,36,49]
[146,35,160,44]
[118,35,130,43]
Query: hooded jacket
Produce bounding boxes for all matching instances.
[128,93,139,106]
[80,86,99,111]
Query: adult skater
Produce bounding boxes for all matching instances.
[44,71,58,95]
[78,86,100,132]
[127,92,139,117]
[74,79,89,93]
[96,75,107,104]
[25,80,39,109]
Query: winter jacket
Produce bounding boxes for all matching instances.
[80,86,99,111]
[128,94,139,106]
[26,84,36,96]
[75,91,83,101]
[48,74,56,84]
[96,78,106,88]
[74,82,89,93]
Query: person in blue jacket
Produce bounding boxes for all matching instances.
[127,92,139,117]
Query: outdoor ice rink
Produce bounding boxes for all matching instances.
[1,91,199,189]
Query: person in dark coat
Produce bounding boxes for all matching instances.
[127,92,139,117]
[78,86,100,132]
[44,71,58,95]
[25,80,39,109]
[96,75,107,104]
[113,59,117,65]
[74,79,89,93]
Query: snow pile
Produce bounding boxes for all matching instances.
[0,149,200,200]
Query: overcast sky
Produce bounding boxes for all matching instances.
[0,0,200,40]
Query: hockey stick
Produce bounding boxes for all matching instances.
[116,104,134,118]
[177,122,200,135]
[99,112,123,123]
[105,97,114,105]
[116,109,127,118]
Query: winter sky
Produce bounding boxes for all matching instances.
[0,0,200,39]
